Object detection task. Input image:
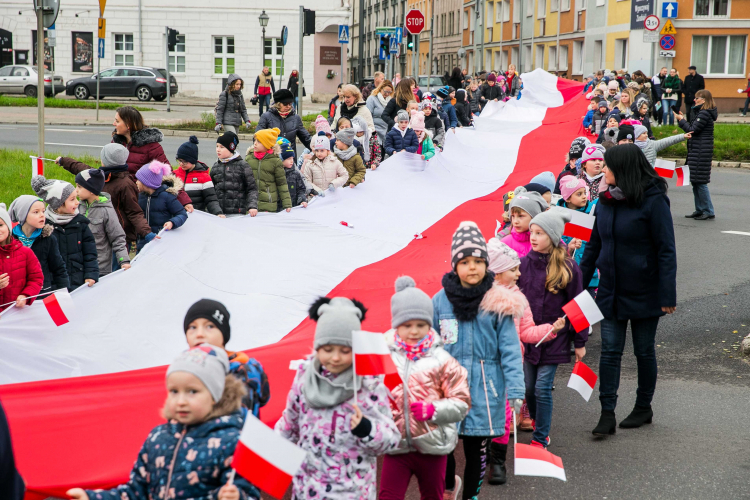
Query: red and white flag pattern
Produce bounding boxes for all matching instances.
[561,290,604,332]
[352,330,402,390]
[231,414,306,499]
[514,442,567,481]
[567,361,598,401]
[654,159,676,178]
[42,291,75,327]
[31,156,44,177]
[563,209,596,241]
[676,166,690,187]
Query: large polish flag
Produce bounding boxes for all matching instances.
[0,70,587,499]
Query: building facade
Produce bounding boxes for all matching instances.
[433,0,463,76]
[349,0,409,83]
[0,0,349,99]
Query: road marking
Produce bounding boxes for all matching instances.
[45,142,103,148]
[721,231,750,236]
[46,128,85,132]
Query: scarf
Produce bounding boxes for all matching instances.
[278,109,291,118]
[584,171,604,182]
[218,152,240,163]
[441,271,495,322]
[635,139,648,149]
[253,150,268,160]
[335,145,358,161]
[45,206,76,226]
[100,164,128,175]
[12,225,41,248]
[395,329,435,362]
[301,356,360,409]
[340,102,359,120]
[377,93,389,108]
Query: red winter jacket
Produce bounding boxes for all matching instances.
[0,239,44,311]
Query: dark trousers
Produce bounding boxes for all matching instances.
[446,436,489,500]
[599,316,660,411]
[258,93,271,115]
[742,96,750,115]
[380,452,447,499]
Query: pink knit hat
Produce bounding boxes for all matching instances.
[559,175,589,201]
[410,110,426,132]
[315,115,332,136]
[581,144,605,164]
[136,161,172,189]
[487,238,521,274]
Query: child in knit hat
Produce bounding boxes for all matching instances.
[31,176,99,290]
[278,142,308,209]
[578,144,606,201]
[352,115,381,170]
[499,186,549,258]
[301,132,349,198]
[432,221,525,500]
[555,136,590,194]
[590,99,610,136]
[315,114,333,139]
[245,127,293,212]
[275,297,399,500]
[75,168,131,275]
[380,276,470,500]
[0,203,43,312]
[632,123,689,168]
[385,109,419,157]
[519,208,586,450]
[66,344,260,500]
[174,136,225,217]
[211,131,259,217]
[334,127,366,187]
[409,110,437,161]
[557,176,601,293]
[334,116,366,159]
[135,161,188,251]
[183,299,270,418]
[483,239,563,481]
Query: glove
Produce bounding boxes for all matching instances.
[214,124,222,132]
[144,232,156,244]
[509,398,524,413]
[410,401,435,422]
[328,183,335,192]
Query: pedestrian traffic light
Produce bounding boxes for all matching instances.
[380,35,390,53]
[406,32,414,50]
[167,28,179,51]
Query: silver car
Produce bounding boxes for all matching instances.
[0,65,65,97]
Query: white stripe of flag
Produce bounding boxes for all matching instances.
[563,209,596,241]
[654,159,675,179]
[676,166,690,187]
[31,156,44,177]
[352,330,401,390]
[514,443,566,481]
[567,361,598,402]
[561,290,604,332]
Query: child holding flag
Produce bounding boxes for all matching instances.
[275,296,399,499]
[558,176,600,295]
[134,161,188,252]
[379,276,471,500]
[432,222,525,500]
[0,203,43,312]
[519,209,587,449]
[66,345,260,500]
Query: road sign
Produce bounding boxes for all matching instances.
[99,0,107,15]
[97,38,105,58]
[338,25,349,44]
[643,30,659,43]
[41,0,60,28]
[662,2,678,18]
[389,36,398,54]
[644,15,659,31]
[282,26,288,46]
[660,35,675,50]
[659,50,676,58]
[660,19,676,35]
[394,27,403,44]
[48,28,56,47]
[405,9,425,35]
[98,18,106,39]
[375,26,399,36]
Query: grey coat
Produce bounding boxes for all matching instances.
[366,94,390,145]
[216,74,250,127]
[78,192,129,275]
[256,107,312,155]
[640,134,686,167]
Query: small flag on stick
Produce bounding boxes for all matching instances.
[676,166,690,187]
[31,156,45,177]
[42,290,75,326]
[514,442,567,481]
[567,361,598,401]
[561,290,604,332]
[562,210,595,241]
[654,159,676,179]
[352,330,401,391]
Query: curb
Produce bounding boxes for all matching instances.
[658,157,750,170]
[0,121,255,141]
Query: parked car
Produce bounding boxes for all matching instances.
[0,65,64,97]
[65,66,178,101]
[415,75,446,90]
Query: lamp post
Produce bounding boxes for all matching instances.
[259,10,269,69]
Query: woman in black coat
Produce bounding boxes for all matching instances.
[382,79,416,132]
[675,89,717,220]
[580,144,677,437]
[286,70,300,112]
[454,89,472,127]
[447,67,464,91]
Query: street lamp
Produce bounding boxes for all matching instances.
[259,10,269,69]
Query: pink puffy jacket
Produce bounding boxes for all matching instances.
[386,329,471,455]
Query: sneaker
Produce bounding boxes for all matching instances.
[530,436,551,449]
[443,475,462,500]
[519,403,534,431]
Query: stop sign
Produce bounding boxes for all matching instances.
[405,9,425,35]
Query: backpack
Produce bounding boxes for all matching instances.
[228,354,271,418]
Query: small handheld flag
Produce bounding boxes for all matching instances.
[654,159,676,179]
[567,361,598,401]
[561,290,604,332]
[352,330,401,392]
[31,156,45,177]
[42,290,75,327]
[676,166,690,187]
[563,210,595,241]
[512,412,566,481]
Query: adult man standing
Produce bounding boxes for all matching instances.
[254,66,276,116]
[683,65,705,122]
[362,71,385,101]
[651,67,668,124]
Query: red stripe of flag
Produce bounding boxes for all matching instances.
[354,352,396,377]
[43,293,69,326]
[572,361,598,388]
[515,442,565,467]
[654,166,674,178]
[232,440,294,499]
[562,297,588,332]
[563,222,592,241]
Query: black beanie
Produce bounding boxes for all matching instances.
[524,182,551,196]
[216,131,239,153]
[75,168,106,196]
[617,124,635,143]
[177,135,199,164]
[183,299,231,345]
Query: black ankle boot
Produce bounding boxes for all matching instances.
[488,442,507,485]
[592,410,617,436]
[619,405,653,428]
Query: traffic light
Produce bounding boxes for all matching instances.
[167,28,179,51]
[406,32,414,51]
[303,9,316,36]
[380,35,390,53]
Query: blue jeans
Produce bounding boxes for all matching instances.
[692,183,715,216]
[599,317,660,412]
[294,96,299,112]
[743,96,749,115]
[259,93,271,115]
[524,362,558,445]
[661,98,674,125]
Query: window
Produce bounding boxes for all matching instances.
[495,1,503,22]
[502,49,509,69]
[169,34,185,73]
[526,0,533,17]
[503,0,510,21]
[551,0,559,12]
[573,40,583,74]
[538,0,547,17]
[523,44,531,69]
[593,40,603,70]
[513,0,520,22]
[695,0,729,17]
[559,44,568,70]
[548,46,556,70]
[264,38,283,76]
[692,35,746,76]
[114,33,134,66]
[562,0,570,11]
[511,46,519,67]
[214,36,235,75]
[576,0,585,10]
[596,0,605,6]
[0,66,11,77]
[535,44,544,69]
[615,38,628,70]
[463,9,469,30]
[99,68,118,78]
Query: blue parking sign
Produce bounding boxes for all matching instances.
[662,2,678,18]
[338,25,349,44]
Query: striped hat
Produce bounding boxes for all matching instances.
[450,221,489,270]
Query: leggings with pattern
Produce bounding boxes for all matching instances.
[445,436,490,500]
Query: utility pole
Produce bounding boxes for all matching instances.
[479,0,485,72]
[428,0,434,89]
[472,1,478,74]
[357,0,364,85]
[165,27,171,113]
[299,6,304,119]
[518,0,524,74]
[36,0,45,158]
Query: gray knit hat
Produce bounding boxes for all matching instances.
[530,208,572,248]
[396,109,410,122]
[633,125,648,139]
[8,195,44,224]
[509,186,549,219]
[311,297,365,349]
[336,127,356,147]
[166,344,229,403]
[0,203,11,234]
[391,276,433,328]
[31,175,75,211]
[100,143,130,167]
[451,221,489,270]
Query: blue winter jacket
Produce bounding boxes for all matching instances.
[385,127,419,156]
[432,289,525,437]
[582,109,594,129]
[558,198,600,288]
[137,175,188,250]
[440,102,459,129]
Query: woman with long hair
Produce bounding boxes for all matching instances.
[332,84,375,133]
[287,69,300,111]
[366,80,393,147]
[614,88,635,117]
[675,89,717,220]
[112,106,170,180]
[581,144,677,436]
[215,74,249,135]
[382,79,417,132]
[447,66,463,91]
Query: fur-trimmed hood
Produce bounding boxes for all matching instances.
[245,143,281,156]
[160,173,184,196]
[162,375,246,422]
[113,127,164,147]
[480,283,527,319]
[41,224,54,238]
